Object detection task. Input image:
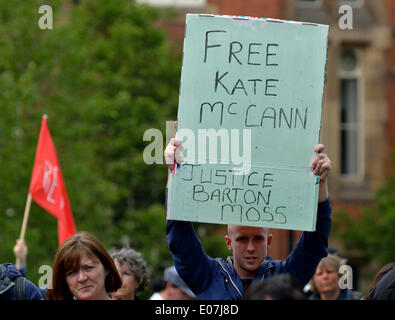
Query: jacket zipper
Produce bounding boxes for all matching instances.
[217,260,243,298]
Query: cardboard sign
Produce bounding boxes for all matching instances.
[167,14,329,231]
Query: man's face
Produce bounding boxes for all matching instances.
[225,225,272,279]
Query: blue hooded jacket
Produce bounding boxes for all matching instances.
[166,196,332,300]
[0,263,43,300]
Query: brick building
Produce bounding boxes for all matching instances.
[138,0,394,292]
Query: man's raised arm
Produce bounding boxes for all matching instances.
[283,144,332,286]
[164,135,216,297]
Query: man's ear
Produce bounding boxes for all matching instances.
[225,235,233,252]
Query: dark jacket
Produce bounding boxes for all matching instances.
[369,266,395,300]
[167,194,332,300]
[309,289,364,300]
[0,263,43,300]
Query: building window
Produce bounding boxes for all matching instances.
[297,0,323,8]
[339,48,363,178]
[338,0,364,9]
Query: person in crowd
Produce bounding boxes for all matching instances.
[110,247,150,300]
[164,136,332,299]
[149,266,195,300]
[244,273,305,300]
[0,262,43,300]
[13,239,28,276]
[303,247,347,297]
[368,263,395,300]
[46,231,122,300]
[150,277,167,296]
[12,238,47,299]
[309,254,363,300]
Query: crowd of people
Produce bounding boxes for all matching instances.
[1,139,394,301]
[1,235,194,301]
[2,235,394,301]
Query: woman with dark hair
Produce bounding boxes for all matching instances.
[46,232,121,300]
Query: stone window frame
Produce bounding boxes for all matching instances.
[337,0,364,10]
[297,0,324,9]
[338,47,365,182]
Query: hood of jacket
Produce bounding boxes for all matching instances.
[0,263,21,295]
[212,255,282,299]
[220,255,279,279]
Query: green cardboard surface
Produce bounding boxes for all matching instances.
[167,14,329,231]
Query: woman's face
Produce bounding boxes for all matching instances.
[314,266,339,294]
[112,259,139,300]
[65,253,109,300]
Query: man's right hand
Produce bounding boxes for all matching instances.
[164,121,183,173]
[164,138,184,173]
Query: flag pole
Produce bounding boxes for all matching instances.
[19,114,47,241]
[19,115,50,241]
[19,193,33,241]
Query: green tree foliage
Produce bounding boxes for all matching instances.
[334,155,395,264]
[0,0,230,290]
[0,0,180,283]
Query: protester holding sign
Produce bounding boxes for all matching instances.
[164,13,332,300]
[164,139,332,299]
[167,15,330,232]
[46,232,121,300]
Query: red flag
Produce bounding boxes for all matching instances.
[29,115,76,246]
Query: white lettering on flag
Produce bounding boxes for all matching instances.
[43,160,58,204]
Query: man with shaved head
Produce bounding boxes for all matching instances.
[225,225,271,281]
[164,139,332,300]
